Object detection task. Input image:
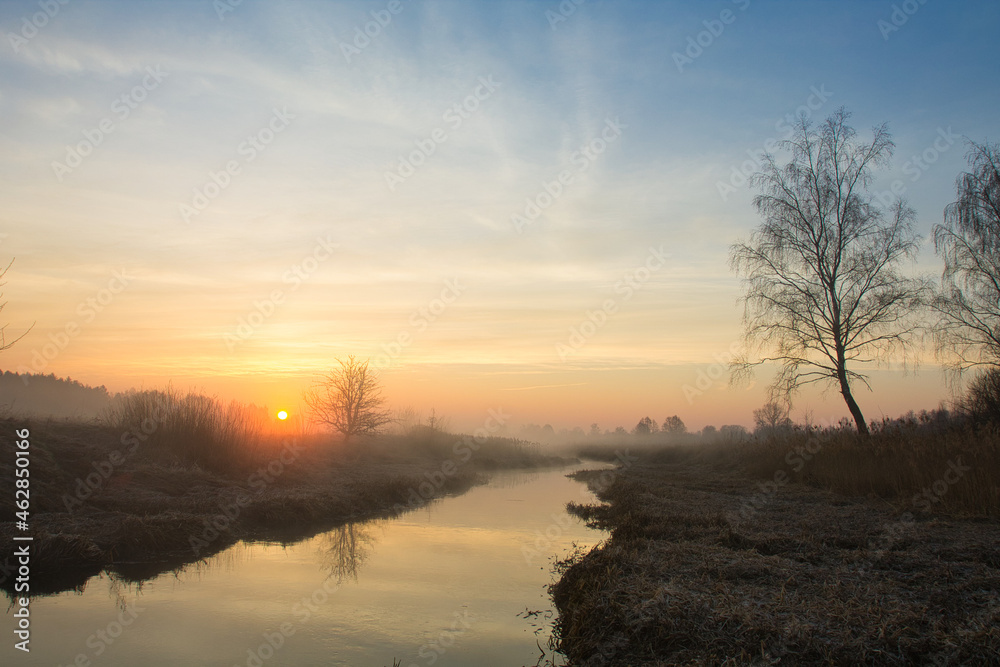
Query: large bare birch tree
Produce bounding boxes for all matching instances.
[730,108,926,435]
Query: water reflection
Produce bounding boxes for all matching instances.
[485,468,546,489]
[317,521,382,582]
[4,464,609,667]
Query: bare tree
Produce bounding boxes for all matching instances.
[730,108,927,435]
[932,141,1000,371]
[753,401,793,436]
[319,523,376,582]
[0,259,32,352]
[304,356,392,439]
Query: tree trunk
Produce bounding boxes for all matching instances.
[832,317,870,435]
[838,375,869,436]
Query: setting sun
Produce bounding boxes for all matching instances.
[2,2,997,664]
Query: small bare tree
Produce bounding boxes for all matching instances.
[753,401,793,436]
[932,141,1000,371]
[730,108,927,435]
[304,356,392,440]
[0,259,32,352]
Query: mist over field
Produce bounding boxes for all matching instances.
[2,1,999,665]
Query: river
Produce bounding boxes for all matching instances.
[8,463,607,666]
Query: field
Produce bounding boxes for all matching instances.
[551,420,1000,665]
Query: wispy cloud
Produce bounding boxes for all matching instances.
[0,0,996,426]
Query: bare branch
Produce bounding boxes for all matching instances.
[0,258,34,352]
[729,108,926,435]
[304,356,392,440]
[931,141,1000,372]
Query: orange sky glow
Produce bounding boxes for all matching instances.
[2,1,991,433]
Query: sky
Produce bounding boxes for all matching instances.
[1,0,997,432]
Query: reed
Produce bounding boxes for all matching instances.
[101,386,269,473]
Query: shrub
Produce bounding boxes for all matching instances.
[102,387,267,473]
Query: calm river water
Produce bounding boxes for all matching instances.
[7,463,607,666]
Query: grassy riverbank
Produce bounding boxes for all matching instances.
[0,410,569,598]
[551,424,1000,665]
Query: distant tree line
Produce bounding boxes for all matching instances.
[0,370,113,419]
[514,416,752,444]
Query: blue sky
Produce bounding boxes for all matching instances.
[1,0,997,429]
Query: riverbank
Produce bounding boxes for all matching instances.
[551,446,1000,665]
[0,417,570,597]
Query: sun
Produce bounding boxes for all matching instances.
[276,410,288,421]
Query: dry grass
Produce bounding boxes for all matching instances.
[735,417,1000,518]
[551,462,1000,666]
[573,414,1000,518]
[551,422,1000,666]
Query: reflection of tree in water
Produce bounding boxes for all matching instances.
[485,470,538,489]
[107,573,143,612]
[95,541,262,611]
[318,522,380,582]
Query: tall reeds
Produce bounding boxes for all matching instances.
[101,386,268,473]
[738,415,1000,516]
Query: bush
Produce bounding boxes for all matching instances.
[102,387,267,473]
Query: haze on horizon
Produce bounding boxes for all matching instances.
[1,0,998,432]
